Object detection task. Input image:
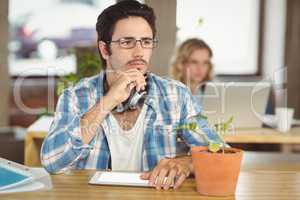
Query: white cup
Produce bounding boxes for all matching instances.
[275,107,294,132]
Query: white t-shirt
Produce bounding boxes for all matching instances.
[102,105,147,172]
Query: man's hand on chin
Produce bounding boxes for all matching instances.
[140,156,193,190]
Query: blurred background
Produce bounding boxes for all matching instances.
[0,0,299,165]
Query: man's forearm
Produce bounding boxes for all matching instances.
[80,95,116,144]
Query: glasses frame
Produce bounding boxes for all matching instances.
[110,37,158,49]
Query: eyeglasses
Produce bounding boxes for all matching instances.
[110,37,158,49]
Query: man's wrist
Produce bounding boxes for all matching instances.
[101,95,118,112]
[81,95,116,126]
[175,156,194,175]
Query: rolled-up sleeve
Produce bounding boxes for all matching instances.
[40,89,94,174]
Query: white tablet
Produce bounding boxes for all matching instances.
[0,158,33,191]
[89,171,174,188]
[89,171,150,187]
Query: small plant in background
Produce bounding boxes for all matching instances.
[174,113,234,153]
[57,50,102,95]
[40,49,101,117]
[38,108,55,117]
[197,16,204,26]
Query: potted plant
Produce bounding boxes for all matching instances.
[174,114,243,196]
[39,47,101,116]
[57,48,102,95]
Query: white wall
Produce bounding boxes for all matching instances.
[262,0,287,107]
[145,0,177,76]
[176,0,260,75]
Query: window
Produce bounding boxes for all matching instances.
[8,0,116,76]
[177,0,261,75]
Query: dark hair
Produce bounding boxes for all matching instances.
[96,0,156,68]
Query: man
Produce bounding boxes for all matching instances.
[41,0,220,190]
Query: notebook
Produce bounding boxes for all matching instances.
[0,158,34,191]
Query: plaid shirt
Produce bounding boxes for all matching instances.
[41,71,221,173]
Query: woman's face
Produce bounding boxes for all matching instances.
[184,48,211,84]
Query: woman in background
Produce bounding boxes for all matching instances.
[170,38,214,96]
[170,38,215,154]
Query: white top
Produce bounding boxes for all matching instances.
[102,105,147,172]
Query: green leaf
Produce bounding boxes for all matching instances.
[174,122,198,131]
[226,116,234,125]
[38,107,54,118]
[198,17,204,26]
[208,142,221,153]
[192,113,208,120]
[214,116,234,135]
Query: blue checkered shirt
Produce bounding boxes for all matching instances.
[41,71,221,173]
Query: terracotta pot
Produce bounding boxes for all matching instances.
[191,146,243,196]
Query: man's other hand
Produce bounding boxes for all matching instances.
[140,157,193,190]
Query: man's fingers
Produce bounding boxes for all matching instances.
[149,167,160,186]
[174,173,187,190]
[155,168,169,190]
[140,171,151,180]
[124,70,146,90]
[163,168,177,190]
[142,158,192,191]
[118,73,134,86]
[117,72,144,92]
[149,159,170,186]
[127,81,136,92]
[134,79,146,91]
[131,79,146,92]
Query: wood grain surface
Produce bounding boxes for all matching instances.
[1,170,300,200]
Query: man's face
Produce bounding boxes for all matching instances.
[104,16,154,74]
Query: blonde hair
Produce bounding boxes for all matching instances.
[170,38,214,84]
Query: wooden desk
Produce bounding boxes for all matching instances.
[25,116,52,166]
[24,116,300,166]
[1,169,300,200]
[225,127,300,144]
